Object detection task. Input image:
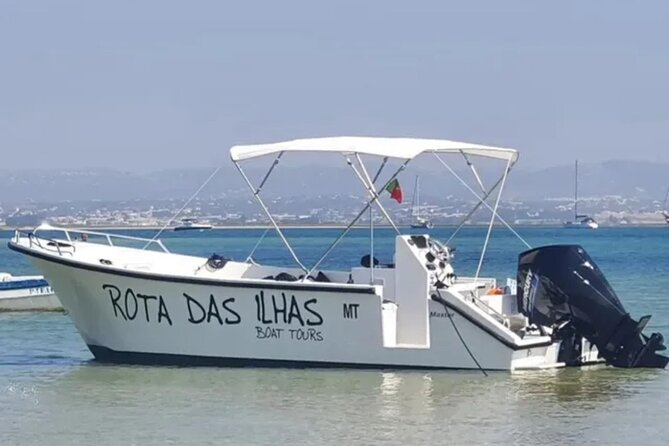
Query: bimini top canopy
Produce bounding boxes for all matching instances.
[230,136,518,163]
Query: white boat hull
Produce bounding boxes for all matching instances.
[564,221,598,229]
[0,292,61,312]
[22,251,562,371]
[0,282,61,312]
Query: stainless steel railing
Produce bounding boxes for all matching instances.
[14,225,170,256]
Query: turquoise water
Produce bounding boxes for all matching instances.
[1,227,669,445]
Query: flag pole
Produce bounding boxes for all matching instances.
[370,205,374,284]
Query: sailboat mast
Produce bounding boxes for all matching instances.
[411,175,420,217]
[416,176,420,217]
[574,160,578,220]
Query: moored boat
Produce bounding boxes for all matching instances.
[0,272,61,311]
[8,137,667,371]
[409,176,434,229]
[174,218,213,232]
[564,160,598,229]
[661,186,669,225]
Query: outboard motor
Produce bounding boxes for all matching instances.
[517,245,668,369]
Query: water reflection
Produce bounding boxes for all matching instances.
[510,367,666,405]
[1,357,668,445]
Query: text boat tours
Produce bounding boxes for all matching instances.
[8,137,667,371]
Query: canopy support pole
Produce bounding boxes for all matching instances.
[255,151,283,194]
[444,171,507,246]
[475,156,512,280]
[348,155,400,234]
[356,155,387,285]
[233,161,308,273]
[433,154,530,249]
[460,150,486,193]
[304,160,409,277]
[369,205,374,284]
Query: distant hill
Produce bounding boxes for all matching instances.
[1,160,668,203]
[506,160,669,200]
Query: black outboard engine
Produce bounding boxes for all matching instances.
[517,245,668,369]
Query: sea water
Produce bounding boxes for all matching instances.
[1,227,668,445]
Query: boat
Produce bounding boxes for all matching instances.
[409,176,434,229]
[174,218,213,232]
[0,272,61,311]
[8,137,668,371]
[564,160,598,229]
[662,187,669,225]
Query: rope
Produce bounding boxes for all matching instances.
[142,166,221,249]
[246,227,270,262]
[434,289,488,377]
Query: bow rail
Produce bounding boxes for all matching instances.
[14,224,170,256]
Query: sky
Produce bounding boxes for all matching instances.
[2,1,669,171]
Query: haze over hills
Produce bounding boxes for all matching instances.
[1,160,668,204]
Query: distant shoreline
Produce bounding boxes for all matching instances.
[2,223,669,232]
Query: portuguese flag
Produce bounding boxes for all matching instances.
[384,178,403,203]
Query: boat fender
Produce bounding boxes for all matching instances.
[486,287,504,295]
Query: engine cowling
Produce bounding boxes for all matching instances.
[517,245,668,369]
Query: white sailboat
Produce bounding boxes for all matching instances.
[564,160,598,229]
[410,176,433,229]
[662,186,669,225]
[8,137,667,371]
[174,218,213,232]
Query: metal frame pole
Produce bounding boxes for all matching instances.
[443,168,509,246]
[305,160,409,277]
[434,153,530,249]
[348,156,400,234]
[475,156,512,280]
[460,150,487,194]
[233,161,308,273]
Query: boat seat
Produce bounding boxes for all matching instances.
[360,255,394,269]
[262,271,332,283]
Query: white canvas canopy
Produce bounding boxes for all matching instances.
[230,136,518,163]
[228,135,522,276]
